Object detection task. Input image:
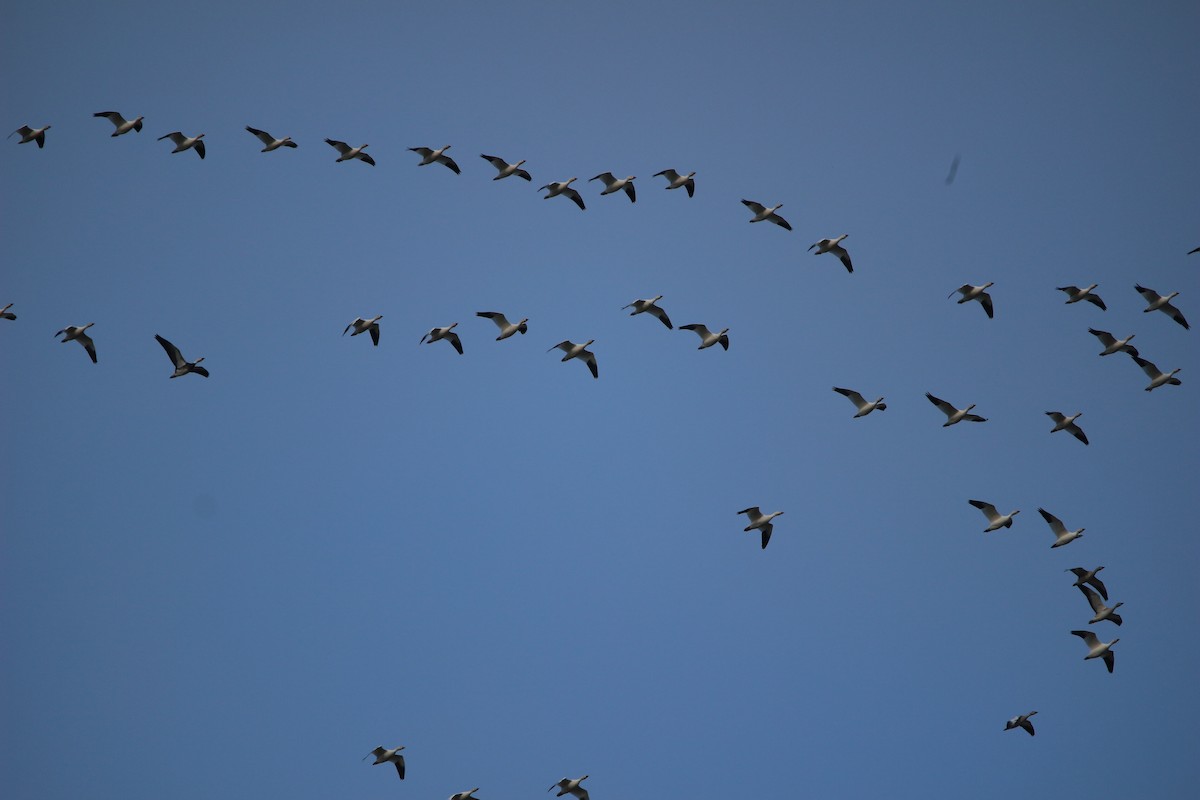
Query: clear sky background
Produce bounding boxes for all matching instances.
[2,2,1198,798]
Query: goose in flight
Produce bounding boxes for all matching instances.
[1045,411,1088,445]
[325,138,375,166]
[1037,508,1083,548]
[548,340,598,378]
[679,323,729,350]
[476,311,527,340]
[364,745,405,780]
[738,507,784,550]
[1066,567,1108,600]
[741,200,792,230]
[9,124,50,148]
[1,303,15,320]
[1056,284,1106,310]
[548,776,589,800]
[1130,354,1182,391]
[343,316,382,346]
[449,789,480,800]
[925,392,987,426]
[94,111,143,137]
[622,296,672,329]
[245,126,297,152]
[54,323,97,363]
[1135,284,1189,329]
[808,235,853,273]
[590,172,636,202]
[1070,630,1117,673]
[949,283,994,318]
[1087,328,1138,357]
[158,131,205,159]
[654,168,695,197]
[1078,584,1123,626]
[968,499,1019,532]
[420,323,463,354]
[155,334,208,378]
[1004,711,1037,736]
[409,145,460,174]
[832,387,886,418]
[538,178,586,210]
[480,154,531,181]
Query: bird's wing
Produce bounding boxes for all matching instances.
[962,414,987,422]
[394,756,405,780]
[515,169,531,181]
[155,334,186,367]
[979,292,994,318]
[624,182,636,203]
[246,126,273,144]
[833,387,867,408]
[1135,284,1157,302]
[563,188,586,210]
[572,788,589,800]
[369,324,380,346]
[1102,650,1114,672]
[680,323,711,339]
[761,523,773,549]
[590,172,616,185]
[1086,294,1107,311]
[737,507,761,518]
[1088,328,1116,347]
[968,500,1000,520]
[325,138,351,154]
[410,147,433,158]
[1159,301,1190,329]
[583,351,598,378]
[1069,424,1088,445]
[1019,719,1035,736]
[1057,285,1080,296]
[742,199,766,214]
[1046,411,1066,424]
[1131,355,1159,377]
[684,177,695,197]
[718,334,730,350]
[1090,576,1108,600]
[194,140,205,159]
[447,332,463,354]
[548,341,571,353]
[78,333,97,363]
[478,311,509,329]
[655,169,680,181]
[1071,629,1099,647]
[925,392,954,415]
[358,152,376,166]
[948,285,970,299]
[158,131,184,143]
[368,747,387,759]
[648,304,672,328]
[769,213,793,231]
[832,245,853,273]
[438,155,461,173]
[481,154,506,169]
[1078,584,1104,614]
[343,321,356,335]
[192,365,210,378]
[1038,508,1066,535]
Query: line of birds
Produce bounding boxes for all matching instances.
[364,745,591,800]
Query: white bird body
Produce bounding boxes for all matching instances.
[738,506,784,549]
[1057,284,1106,310]
[449,788,480,800]
[654,168,695,196]
[344,316,382,346]
[1037,507,1083,547]
[548,340,598,378]
[420,322,463,354]
[246,126,297,152]
[538,178,586,210]
[548,775,590,800]
[1004,711,1037,736]
[968,499,1019,532]
[949,282,994,318]
[590,172,636,202]
[679,323,729,350]
[10,124,50,147]
[54,323,97,363]
[1088,328,1138,357]
[925,392,987,426]
[1045,411,1088,445]
[364,745,405,780]
[157,131,205,159]
[1130,354,1182,391]
[622,296,672,329]
[477,311,528,340]
[155,334,208,378]
[832,387,886,417]
[325,138,375,165]
[409,145,460,174]
[480,154,530,181]
[94,111,143,136]
[741,199,791,230]
[1078,584,1123,626]
[1071,629,1118,673]
[808,234,853,273]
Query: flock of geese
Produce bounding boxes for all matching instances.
[7,110,1196,771]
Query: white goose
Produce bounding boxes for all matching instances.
[476,311,528,340]
[832,387,886,418]
[155,334,208,378]
[480,154,531,181]
[968,499,1019,532]
[54,323,97,363]
[9,124,50,148]
[1037,507,1083,548]
[157,131,205,159]
[653,169,695,197]
[737,507,784,550]
[1066,567,1108,600]
[622,296,672,329]
[449,789,480,800]
[325,138,375,166]
[1004,711,1037,736]
[1078,584,1123,626]
[245,126,297,152]
[1,303,16,320]
[679,323,729,350]
[409,145,460,174]
[1056,284,1106,310]
[94,111,143,136]
[420,323,463,354]
[1135,284,1189,329]
[343,316,382,346]
[548,776,590,800]
[1045,411,1088,445]
[1070,630,1117,673]
[925,392,987,426]
[808,235,853,273]
[364,745,405,780]
[1130,354,1182,391]
[538,178,586,210]
[548,340,598,378]
[590,172,636,203]
[741,200,792,230]
[1087,328,1138,357]
[949,283,994,318]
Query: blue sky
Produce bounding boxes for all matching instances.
[2,2,1198,798]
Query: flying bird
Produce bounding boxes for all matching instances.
[1066,567,1108,600]
[409,145,460,174]
[1087,328,1138,357]
[679,323,729,350]
[1056,284,1106,310]
[1037,507,1084,548]
[1135,284,1189,329]
[480,154,531,181]
[420,323,463,354]
[949,283,994,318]
[1004,711,1037,736]
[1078,584,1123,626]
[622,296,672,329]
[548,340,598,378]
[590,172,636,203]
[245,126,297,152]
[9,124,50,148]
[155,334,208,378]
[449,789,480,800]
[968,499,1020,532]
[1045,412,1088,445]
[476,311,528,340]
[653,168,695,196]
[158,131,205,159]
[538,178,586,210]
[94,111,143,136]
[364,746,405,780]
[54,323,97,363]
[548,776,590,800]
[1070,630,1118,673]
[832,387,887,418]
[343,316,382,346]
[1129,354,1182,391]
[925,392,987,426]
[737,506,784,550]
[325,138,375,166]
[1,303,15,321]
[741,200,792,230]
[808,235,853,273]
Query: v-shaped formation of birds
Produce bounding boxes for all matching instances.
[7,112,1196,768]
